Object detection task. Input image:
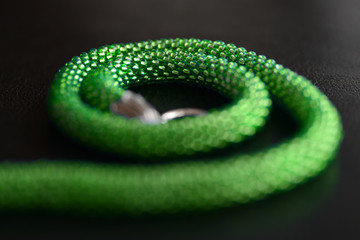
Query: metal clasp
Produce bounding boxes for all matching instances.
[110,90,207,124]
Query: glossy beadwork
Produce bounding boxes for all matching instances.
[0,39,343,215]
[49,41,272,157]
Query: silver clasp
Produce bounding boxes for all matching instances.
[110,90,207,124]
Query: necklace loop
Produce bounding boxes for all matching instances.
[26,38,343,215]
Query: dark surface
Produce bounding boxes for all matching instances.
[1,0,359,239]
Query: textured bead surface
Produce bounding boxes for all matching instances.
[0,39,343,215]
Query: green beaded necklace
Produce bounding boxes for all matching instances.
[0,39,343,215]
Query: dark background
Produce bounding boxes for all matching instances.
[1,0,359,239]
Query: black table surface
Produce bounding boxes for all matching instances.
[1,0,359,239]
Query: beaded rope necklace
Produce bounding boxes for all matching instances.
[0,39,343,215]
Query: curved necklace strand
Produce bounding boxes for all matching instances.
[0,39,343,215]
